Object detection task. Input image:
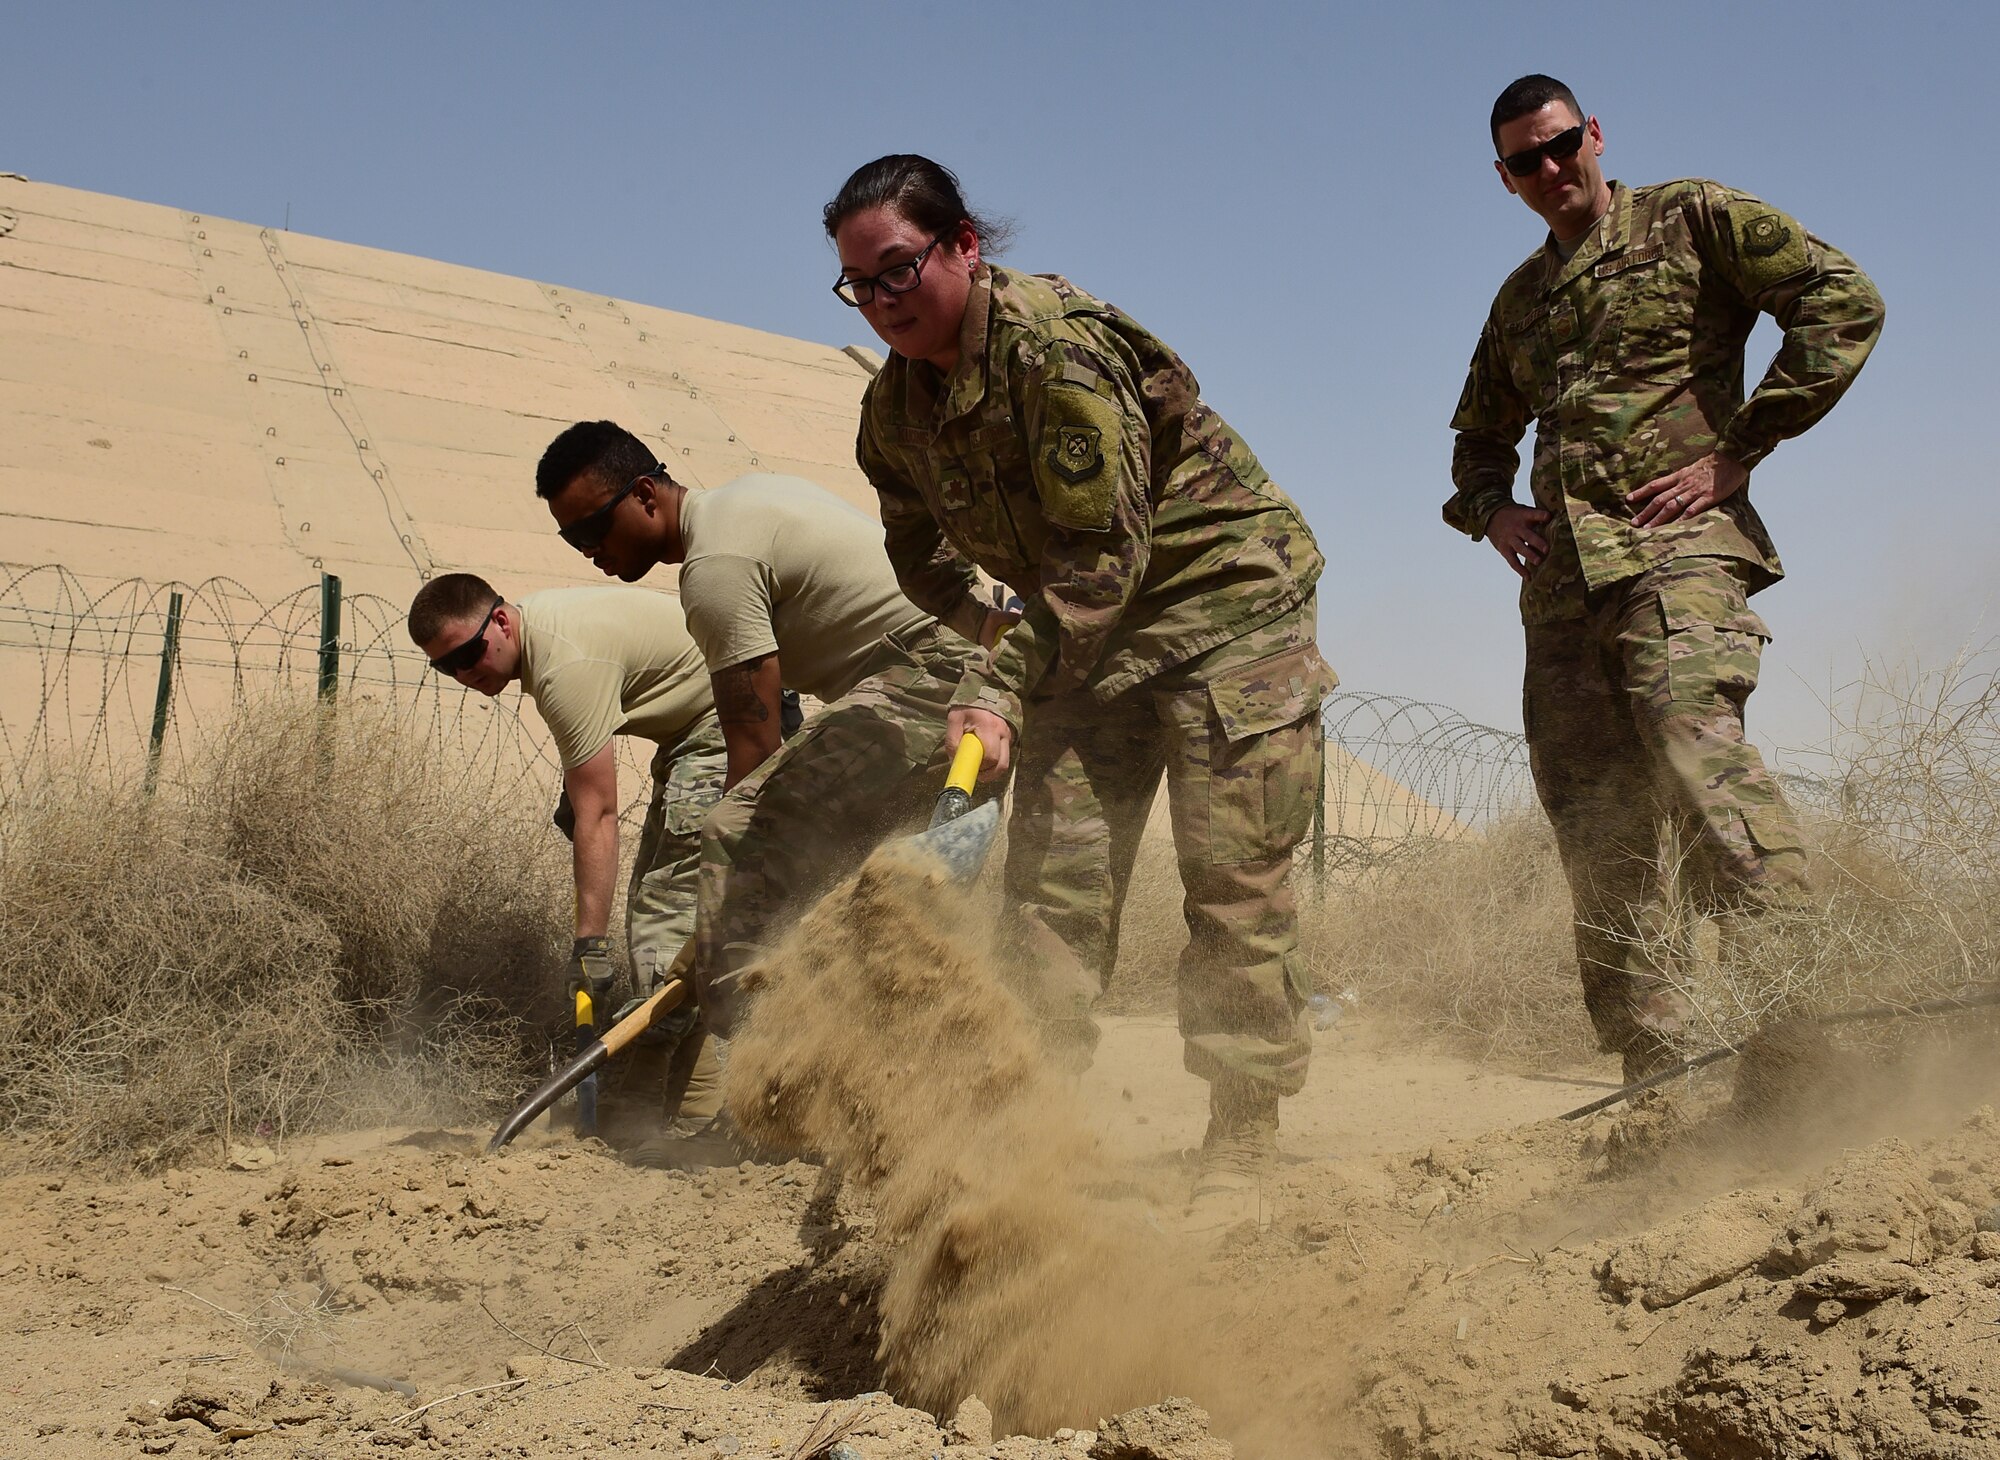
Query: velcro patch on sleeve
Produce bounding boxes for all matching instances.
[1034,381,1120,532]
[1735,208,1810,291]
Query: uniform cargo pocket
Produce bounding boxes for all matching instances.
[1657,565,1769,708]
[1740,800,1805,857]
[1602,236,1689,382]
[1499,306,1556,416]
[1206,643,1337,743]
[657,750,728,840]
[1202,714,1320,866]
[1662,600,1769,709]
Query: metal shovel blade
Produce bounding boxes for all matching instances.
[894,797,1001,883]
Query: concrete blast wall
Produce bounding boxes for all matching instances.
[0,174,879,604]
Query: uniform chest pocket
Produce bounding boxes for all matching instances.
[1597,244,1686,383]
[936,424,1044,579]
[1499,305,1558,416]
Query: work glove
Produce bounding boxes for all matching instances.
[565,936,618,1026]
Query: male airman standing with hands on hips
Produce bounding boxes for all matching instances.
[1446,75,1885,1082]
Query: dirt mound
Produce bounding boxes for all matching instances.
[0,1116,1238,1457]
[6,1006,2000,1457]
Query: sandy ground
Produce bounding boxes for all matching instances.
[6,1011,2000,1459]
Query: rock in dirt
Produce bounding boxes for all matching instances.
[1792,1258,1935,1305]
[163,1380,256,1424]
[1088,1397,1231,1460]
[205,1407,270,1439]
[225,1142,277,1171]
[1596,1095,1687,1174]
[1598,1189,1789,1309]
[1768,1139,1972,1274]
[949,1395,995,1447]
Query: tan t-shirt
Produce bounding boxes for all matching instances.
[676,473,932,703]
[516,587,714,769]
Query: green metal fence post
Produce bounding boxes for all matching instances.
[143,590,185,794]
[318,572,342,701]
[1312,721,1328,895]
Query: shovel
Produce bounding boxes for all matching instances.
[909,728,1003,877]
[485,731,1000,1153]
[487,962,693,1153]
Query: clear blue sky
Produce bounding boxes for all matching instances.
[5,1,1992,757]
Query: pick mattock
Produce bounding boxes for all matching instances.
[1560,983,2000,1121]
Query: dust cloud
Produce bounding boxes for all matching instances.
[725,838,1202,1433]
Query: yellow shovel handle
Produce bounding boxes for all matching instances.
[946,730,984,793]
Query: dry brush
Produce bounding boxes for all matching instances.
[0,697,570,1169]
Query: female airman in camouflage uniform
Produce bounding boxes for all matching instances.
[826,155,1335,1228]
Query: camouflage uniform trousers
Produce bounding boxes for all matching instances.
[609,717,730,1130]
[693,620,979,1037]
[1004,598,1331,1096]
[1524,556,1811,1059]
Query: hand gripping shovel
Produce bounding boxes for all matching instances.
[485,732,1000,1153]
[908,729,1002,878]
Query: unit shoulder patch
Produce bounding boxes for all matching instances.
[1049,424,1102,484]
[1033,381,1120,532]
[1735,208,1810,290]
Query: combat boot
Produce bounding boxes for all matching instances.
[1622,985,1694,1086]
[628,1025,745,1170]
[1622,1028,1685,1086]
[661,1023,725,1131]
[1184,1074,1279,1237]
[623,1111,743,1172]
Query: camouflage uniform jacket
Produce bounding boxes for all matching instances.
[1446,179,1884,624]
[857,265,1323,728]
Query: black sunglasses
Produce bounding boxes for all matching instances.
[429,598,502,675]
[832,236,946,308]
[558,467,662,553]
[1500,123,1587,178]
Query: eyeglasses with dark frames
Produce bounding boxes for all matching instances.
[429,598,503,675]
[1499,123,1587,178]
[557,467,663,553]
[832,236,947,307]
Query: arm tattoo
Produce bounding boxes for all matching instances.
[713,660,772,725]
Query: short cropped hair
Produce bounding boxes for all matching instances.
[535,420,661,501]
[1490,74,1583,152]
[408,572,500,647]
